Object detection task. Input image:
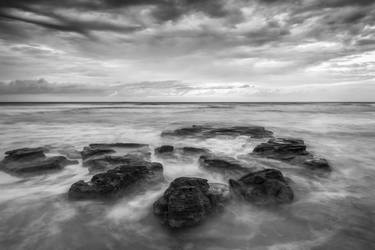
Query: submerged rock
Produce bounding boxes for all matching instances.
[69,160,163,200]
[155,145,174,154]
[0,147,77,175]
[153,177,229,228]
[162,125,273,139]
[252,138,331,171]
[229,169,294,205]
[81,146,116,160]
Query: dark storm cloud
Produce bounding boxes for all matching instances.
[0,0,233,37]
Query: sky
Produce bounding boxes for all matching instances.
[0,0,374,102]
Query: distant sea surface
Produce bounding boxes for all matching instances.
[0,102,374,250]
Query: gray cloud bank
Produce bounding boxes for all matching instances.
[1,78,374,102]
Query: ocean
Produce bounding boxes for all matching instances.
[0,102,374,250]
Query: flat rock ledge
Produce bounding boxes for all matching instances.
[153,177,230,228]
[252,138,331,171]
[161,125,273,139]
[229,169,294,205]
[68,159,163,200]
[0,147,78,175]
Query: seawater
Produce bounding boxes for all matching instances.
[0,103,374,250]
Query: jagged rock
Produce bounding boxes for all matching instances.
[155,145,174,154]
[162,125,273,139]
[153,177,229,228]
[81,146,116,160]
[0,147,77,175]
[68,160,163,200]
[252,138,331,171]
[229,169,294,205]
[89,143,148,148]
[83,154,152,172]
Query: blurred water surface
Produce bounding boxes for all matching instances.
[0,102,374,250]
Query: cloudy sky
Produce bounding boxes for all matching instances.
[0,0,374,101]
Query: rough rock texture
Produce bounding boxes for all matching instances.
[0,147,77,175]
[229,169,294,205]
[252,138,331,171]
[69,160,163,200]
[89,143,148,149]
[153,177,229,228]
[81,146,116,160]
[155,145,174,154]
[83,154,152,172]
[162,125,273,139]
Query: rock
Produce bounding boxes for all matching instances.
[81,146,116,160]
[199,154,254,177]
[180,147,210,155]
[0,148,78,175]
[153,177,229,228]
[4,147,47,161]
[162,125,273,139]
[89,143,148,149]
[229,169,294,205]
[253,138,307,157]
[68,160,163,200]
[83,154,152,173]
[252,138,331,171]
[303,157,330,170]
[155,145,174,154]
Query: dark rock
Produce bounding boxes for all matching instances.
[180,147,210,155]
[229,169,294,205]
[68,160,163,200]
[89,143,148,148]
[162,125,273,139]
[0,148,78,175]
[253,138,307,157]
[81,146,116,160]
[153,177,229,228]
[83,154,152,173]
[252,138,331,171]
[199,154,254,177]
[155,145,174,154]
[4,147,47,161]
[207,126,274,138]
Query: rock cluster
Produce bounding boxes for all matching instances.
[252,138,331,171]
[1,125,332,229]
[162,125,273,138]
[0,147,78,175]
